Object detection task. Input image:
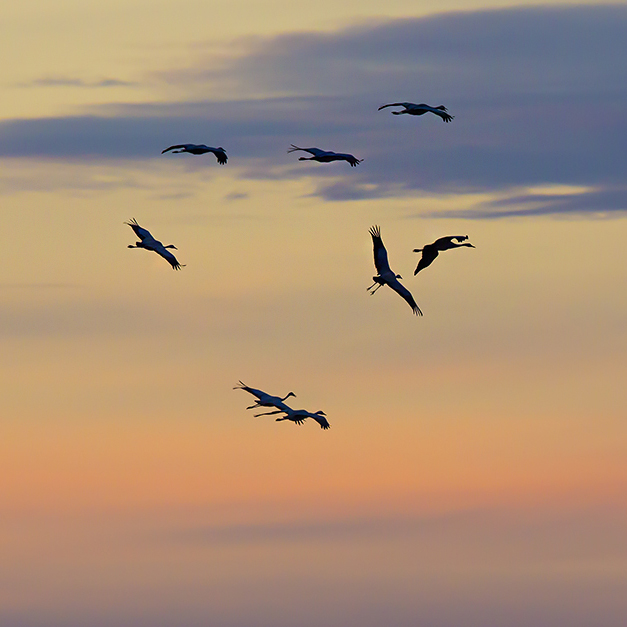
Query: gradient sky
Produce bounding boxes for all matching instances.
[1,2,626,627]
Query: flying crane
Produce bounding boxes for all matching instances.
[126,218,184,270]
[368,225,422,315]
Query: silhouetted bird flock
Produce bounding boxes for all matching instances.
[126,100,474,430]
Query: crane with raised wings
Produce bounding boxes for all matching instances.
[367,225,422,315]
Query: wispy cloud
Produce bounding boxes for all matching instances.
[425,186,627,219]
[224,191,249,201]
[17,76,138,88]
[0,160,146,195]
[162,502,627,550]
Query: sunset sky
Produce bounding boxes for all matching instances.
[1,2,626,626]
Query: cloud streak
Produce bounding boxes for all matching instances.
[17,76,138,89]
[433,187,627,219]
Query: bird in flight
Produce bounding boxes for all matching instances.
[413,236,475,275]
[233,381,296,413]
[126,218,185,270]
[257,407,331,430]
[368,225,422,316]
[288,145,363,167]
[161,144,228,164]
[378,102,454,123]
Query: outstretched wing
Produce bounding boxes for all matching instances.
[156,246,184,271]
[369,225,391,275]
[310,413,331,430]
[233,381,260,398]
[161,144,191,154]
[389,278,423,316]
[378,102,414,111]
[211,148,228,165]
[413,248,439,275]
[288,145,328,157]
[431,235,468,248]
[125,218,152,241]
[334,152,363,167]
[430,107,454,123]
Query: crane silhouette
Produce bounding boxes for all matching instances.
[378,102,454,123]
[413,236,475,275]
[367,225,422,315]
[126,218,184,270]
[161,144,228,164]
[234,381,296,413]
[288,145,362,167]
[256,407,330,430]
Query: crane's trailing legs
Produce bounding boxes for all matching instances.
[367,280,384,294]
[253,409,286,417]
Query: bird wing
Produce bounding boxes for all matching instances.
[161,144,192,154]
[310,413,330,430]
[333,152,362,167]
[268,396,297,413]
[234,381,265,400]
[156,246,184,270]
[210,148,228,165]
[288,145,328,157]
[413,248,439,275]
[234,382,291,410]
[126,218,152,241]
[369,225,391,275]
[389,277,423,316]
[432,235,463,248]
[378,102,414,111]
[429,108,454,122]
[281,408,306,425]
